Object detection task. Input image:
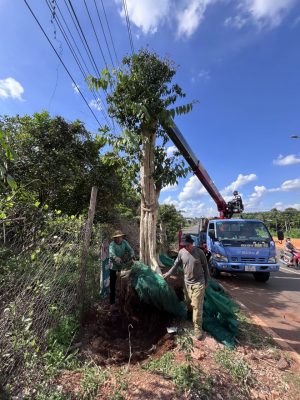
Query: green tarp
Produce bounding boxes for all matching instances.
[139,256,240,347]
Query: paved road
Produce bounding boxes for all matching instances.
[220,262,300,354]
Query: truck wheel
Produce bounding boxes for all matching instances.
[208,259,221,278]
[253,272,270,282]
[210,265,221,278]
[211,268,221,278]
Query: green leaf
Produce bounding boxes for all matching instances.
[6,174,17,189]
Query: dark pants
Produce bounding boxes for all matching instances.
[110,269,117,304]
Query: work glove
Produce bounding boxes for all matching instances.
[115,257,122,264]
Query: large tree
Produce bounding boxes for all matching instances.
[89,50,192,271]
[0,112,138,220]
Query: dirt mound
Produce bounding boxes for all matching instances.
[79,299,176,366]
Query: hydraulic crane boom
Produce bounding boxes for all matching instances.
[164,122,231,218]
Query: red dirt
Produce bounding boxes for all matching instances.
[273,238,300,249]
[79,298,175,366]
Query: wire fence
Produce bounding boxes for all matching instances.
[0,199,102,391]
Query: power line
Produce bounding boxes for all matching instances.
[56,0,112,127]
[54,0,91,76]
[23,0,103,128]
[66,0,101,77]
[122,0,134,55]
[63,0,115,129]
[83,0,108,70]
[94,0,117,68]
[100,0,119,66]
[47,0,110,124]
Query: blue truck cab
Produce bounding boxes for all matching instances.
[205,219,279,282]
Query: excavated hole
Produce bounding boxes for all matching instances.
[79,295,177,366]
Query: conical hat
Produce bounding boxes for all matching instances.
[112,230,125,238]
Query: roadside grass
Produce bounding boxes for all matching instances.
[143,352,212,396]
[143,329,213,396]
[214,348,254,392]
[236,311,277,350]
[110,369,128,400]
[80,364,107,400]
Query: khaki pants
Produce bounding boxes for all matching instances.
[184,282,205,335]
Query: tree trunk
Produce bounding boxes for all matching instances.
[159,221,168,255]
[139,129,161,274]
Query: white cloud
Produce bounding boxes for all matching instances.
[244,0,296,28]
[273,154,300,166]
[226,0,297,29]
[178,175,208,201]
[166,145,177,157]
[89,98,102,111]
[162,195,215,217]
[119,0,171,34]
[0,77,24,100]
[224,15,248,29]
[119,0,216,39]
[119,0,296,39]
[245,185,267,210]
[191,69,210,84]
[269,178,300,192]
[222,173,257,196]
[292,15,300,28]
[72,82,80,94]
[161,183,178,192]
[273,202,300,211]
[176,0,216,38]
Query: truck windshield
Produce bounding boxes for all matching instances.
[216,221,272,244]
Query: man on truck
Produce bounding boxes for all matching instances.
[163,234,210,340]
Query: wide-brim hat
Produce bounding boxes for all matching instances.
[112,230,126,238]
[180,234,194,246]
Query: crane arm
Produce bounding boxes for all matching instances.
[163,121,228,218]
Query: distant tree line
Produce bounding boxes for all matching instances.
[243,208,300,238]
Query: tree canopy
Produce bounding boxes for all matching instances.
[89,49,192,269]
[0,112,138,221]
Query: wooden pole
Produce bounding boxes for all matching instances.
[78,186,98,320]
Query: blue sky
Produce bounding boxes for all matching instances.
[1,0,300,217]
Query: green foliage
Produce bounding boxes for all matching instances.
[143,351,175,375]
[46,315,79,348]
[214,348,254,388]
[81,364,107,399]
[158,204,185,245]
[0,112,138,221]
[175,328,194,363]
[110,370,128,400]
[143,331,202,394]
[243,208,300,238]
[0,129,17,192]
[89,49,191,194]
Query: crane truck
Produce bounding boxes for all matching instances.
[164,122,279,283]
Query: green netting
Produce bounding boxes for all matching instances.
[203,279,239,348]
[130,262,187,319]
[159,254,175,268]
[130,260,239,347]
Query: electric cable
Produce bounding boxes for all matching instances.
[93,0,116,68]
[66,0,101,77]
[23,0,103,128]
[50,0,117,131]
[83,0,108,70]
[122,0,134,55]
[100,0,119,65]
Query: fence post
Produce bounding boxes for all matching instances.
[78,186,98,320]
